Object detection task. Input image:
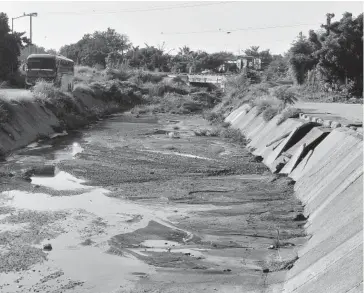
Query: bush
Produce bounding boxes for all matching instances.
[273,85,298,107]
[74,66,105,84]
[251,96,281,115]
[32,81,81,119]
[73,83,95,96]
[203,111,225,124]
[277,107,301,125]
[191,91,221,107]
[193,127,221,137]
[143,81,189,97]
[263,107,279,121]
[105,67,132,81]
[89,80,143,106]
[32,81,64,100]
[128,70,166,85]
[220,127,247,145]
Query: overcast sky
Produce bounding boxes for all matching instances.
[3,1,363,55]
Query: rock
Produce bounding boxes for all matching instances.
[168,132,180,139]
[331,121,342,129]
[293,213,307,221]
[43,243,52,251]
[224,269,231,272]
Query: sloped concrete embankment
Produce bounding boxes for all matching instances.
[225,104,363,293]
[0,85,141,157]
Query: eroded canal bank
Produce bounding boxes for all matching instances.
[0,113,306,293]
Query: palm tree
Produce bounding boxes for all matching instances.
[178,46,193,56]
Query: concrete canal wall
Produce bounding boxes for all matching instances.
[225,104,363,293]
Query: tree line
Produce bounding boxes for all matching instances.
[0,11,362,96]
[288,12,363,95]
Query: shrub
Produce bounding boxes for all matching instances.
[277,107,301,125]
[208,128,221,137]
[273,85,298,107]
[252,96,281,115]
[193,127,220,137]
[105,67,132,81]
[32,81,81,117]
[128,70,166,85]
[32,81,64,100]
[89,80,143,106]
[263,107,279,121]
[143,81,189,97]
[74,66,105,84]
[193,128,209,136]
[203,111,225,124]
[191,91,221,107]
[73,83,95,96]
[220,127,247,145]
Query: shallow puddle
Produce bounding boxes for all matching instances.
[31,171,88,191]
[44,233,151,292]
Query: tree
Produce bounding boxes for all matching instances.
[263,55,290,81]
[0,12,29,80]
[274,85,298,107]
[59,28,131,68]
[288,32,316,84]
[244,46,260,57]
[46,49,57,55]
[314,12,363,94]
[200,51,234,72]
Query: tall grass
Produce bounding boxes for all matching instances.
[74,66,106,84]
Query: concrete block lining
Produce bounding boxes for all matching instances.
[224,104,363,293]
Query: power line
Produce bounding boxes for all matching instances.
[161,23,321,35]
[45,2,234,15]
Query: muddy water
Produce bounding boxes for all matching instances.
[0,113,306,293]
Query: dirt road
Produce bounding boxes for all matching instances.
[0,113,306,293]
[295,101,363,124]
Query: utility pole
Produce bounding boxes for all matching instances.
[11,12,38,43]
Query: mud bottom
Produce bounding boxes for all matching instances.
[0,113,306,293]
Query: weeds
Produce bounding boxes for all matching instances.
[273,85,298,107]
[203,111,225,124]
[262,107,279,122]
[277,107,301,125]
[193,127,220,137]
[220,127,247,145]
[32,81,81,117]
[265,255,299,272]
[129,69,166,84]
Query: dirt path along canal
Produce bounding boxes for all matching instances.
[0,113,307,293]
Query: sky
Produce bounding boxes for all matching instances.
[2,1,363,55]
